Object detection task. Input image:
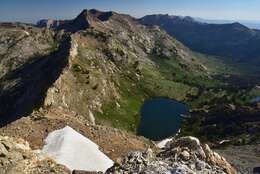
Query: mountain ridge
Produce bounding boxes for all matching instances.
[1,9,211,130]
[140,14,260,62]
[1,9,260,173]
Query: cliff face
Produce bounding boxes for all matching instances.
[0,25,70,125]
[0,23,57,78]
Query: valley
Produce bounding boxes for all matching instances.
[0,8,259,174]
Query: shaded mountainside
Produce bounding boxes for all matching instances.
[11,9,216,131]
[0,24,70,125]
[1,9,259,140]
[140,14,260,63]
[1,9,258,135]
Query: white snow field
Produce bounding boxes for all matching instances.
[42,126,114,172]
[156,137,173,148]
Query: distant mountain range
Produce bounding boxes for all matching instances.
[140,14,260,62]
[38,14,260,63]
[195,18,260,30]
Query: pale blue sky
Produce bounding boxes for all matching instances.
[0,0,260,23]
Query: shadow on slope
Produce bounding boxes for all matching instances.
[0,35,71,127]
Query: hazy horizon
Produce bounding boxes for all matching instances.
[1,0,260,25]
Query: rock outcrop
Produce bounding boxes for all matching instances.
[108,136,236,174]
[0,134,236,174]
[0,107,150,161]
[36,19,66,29]
[0,135,70,174]
[0,24,68,125]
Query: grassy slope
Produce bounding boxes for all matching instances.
[95,52,218,131]
[94,46,251,132]
[78,29,258,136]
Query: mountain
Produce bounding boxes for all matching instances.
[0,9,212,129]
[195,18,260,30]
[140,14,260,62]
[36,9,125,32]
[36,19,68,29]
[1,9,259,173]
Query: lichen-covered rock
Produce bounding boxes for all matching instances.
[0,136,70,174]
[108,136,237,174]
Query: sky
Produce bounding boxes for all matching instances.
[1,0,260,23]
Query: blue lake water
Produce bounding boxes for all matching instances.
[137,98,189,141]
[251,96,260,103]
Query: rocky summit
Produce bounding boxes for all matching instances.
[108,136,236,174]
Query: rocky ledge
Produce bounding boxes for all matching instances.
[108,136,236,174]
[0,136,69,174]
[0,134,236,174]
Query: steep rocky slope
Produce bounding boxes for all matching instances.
[0,9,241,174]
[0,107,150,161]
[28,9,212,131]
[0,23,68,125]
[0,9,214,148]
[0,23,58,78]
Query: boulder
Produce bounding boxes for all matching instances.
[0,136,70,174]
[108,136,237,174]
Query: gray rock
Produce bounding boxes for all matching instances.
[107,136,236,174]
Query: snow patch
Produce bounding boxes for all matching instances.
[42,126,114,172]
[23,30,30,36]
[156,138,173,149]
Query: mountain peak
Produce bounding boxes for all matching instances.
[77,9,115,22]
[230,22,248,28]
[57,9,117,32]
[140,14,199,26]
